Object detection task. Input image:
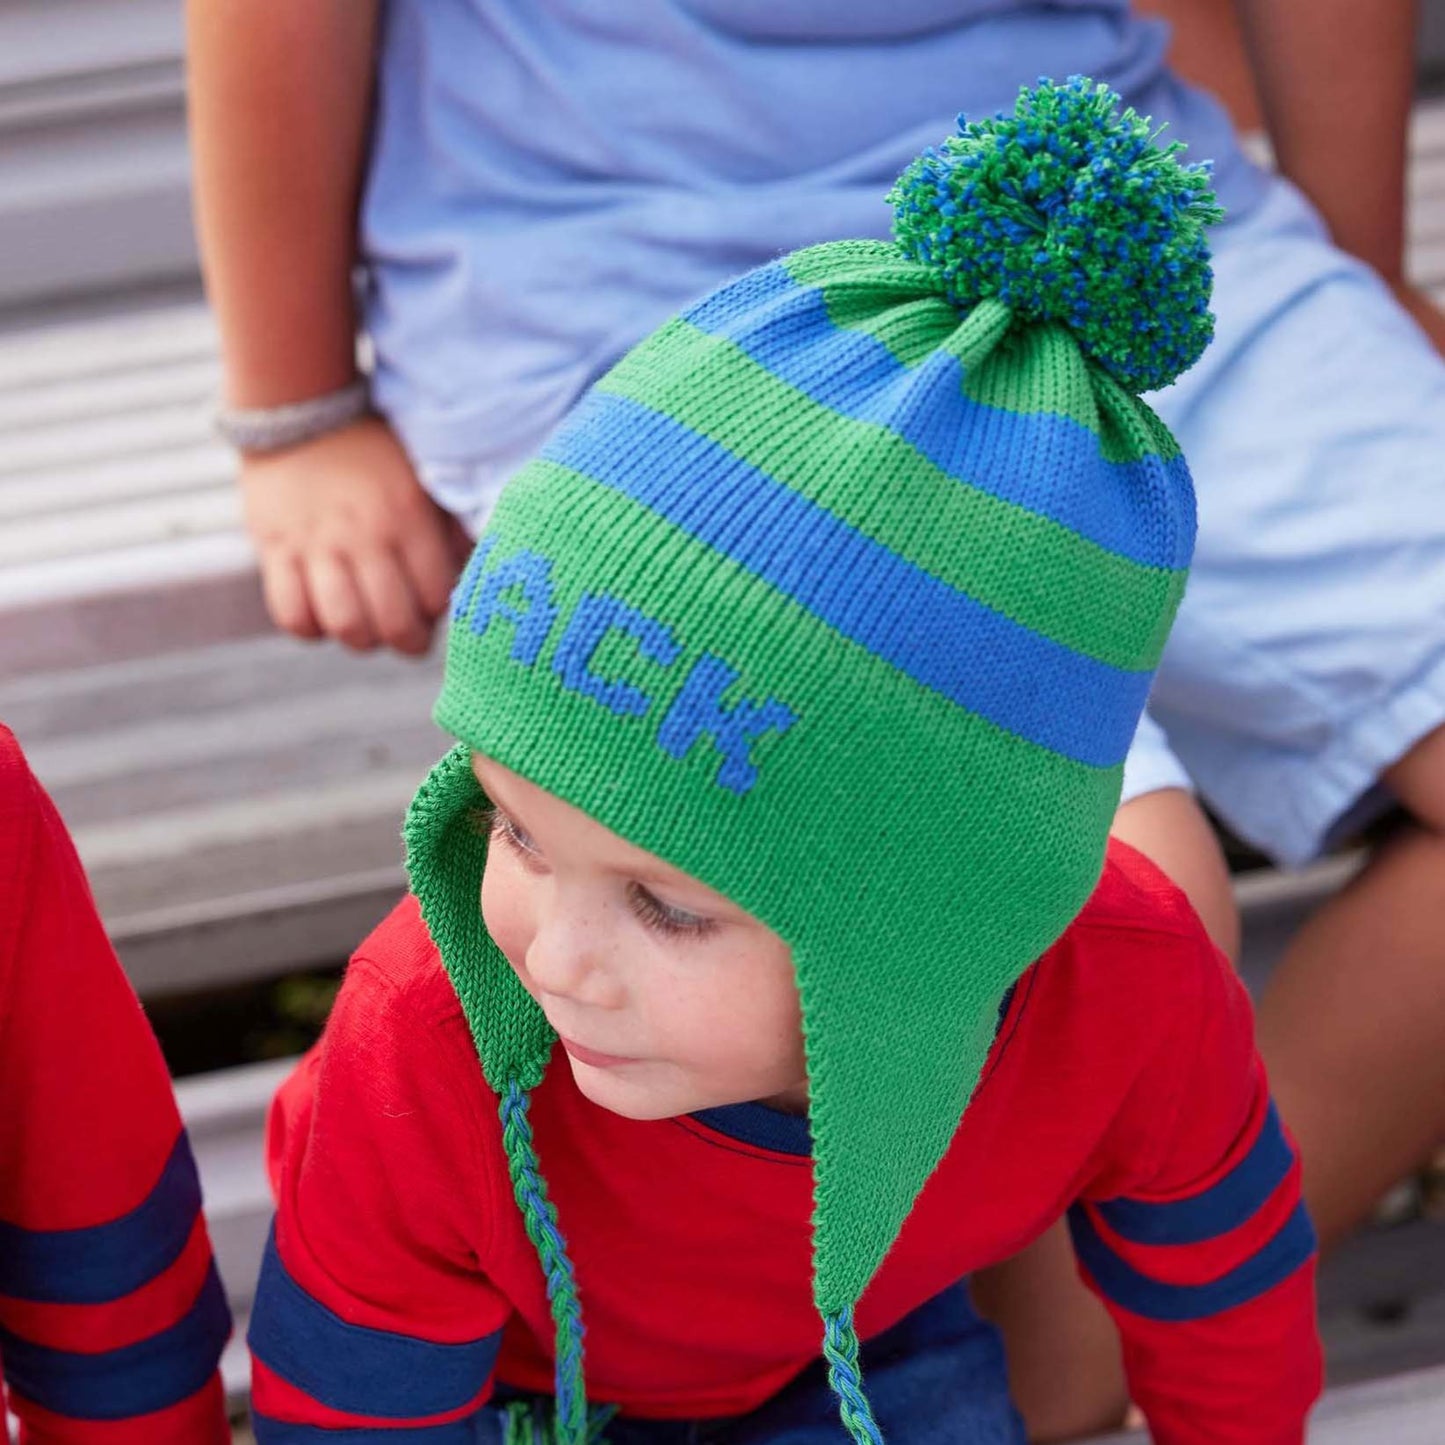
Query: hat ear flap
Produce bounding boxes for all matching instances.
[404,743,555,1092]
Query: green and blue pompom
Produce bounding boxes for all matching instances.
[889,75,1223,394]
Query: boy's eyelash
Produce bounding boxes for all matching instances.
[629,884,717,939]
[486,805,715,938]
[488,808,538,856]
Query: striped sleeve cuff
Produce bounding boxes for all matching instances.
[1069,1100,1318,1322]
[0,1265,230,1421]
[0,1128,231,1425]
[0,1133,201,1305]
[248,1225,500,1438]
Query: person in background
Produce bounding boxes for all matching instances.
[187,2,1445,1436]
[0,724,232,1443]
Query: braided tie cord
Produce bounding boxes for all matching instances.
[500,1079,591,1444]
[823,1308,886,1445]
[501,1399,616,1445]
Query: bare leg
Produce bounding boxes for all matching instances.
[974,789,1234,1441]
[972,1221,1127,1443]
[1252,722,1445,1246]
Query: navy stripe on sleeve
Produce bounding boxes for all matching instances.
[254,1420,485,1444]
[1068,1200,1317,1322]
[0,1262,230,1420]
[0,1131,201,1305]
[1095,1102,1296,1246]
[248,1226,500,1419]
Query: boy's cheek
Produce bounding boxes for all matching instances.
[480,857,531,971]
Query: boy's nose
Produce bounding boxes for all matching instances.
[524,912,619,1008]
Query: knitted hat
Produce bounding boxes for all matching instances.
[405,78,1220,1443]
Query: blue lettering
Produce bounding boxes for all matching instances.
[552,593,682,716]
[449,536,498,622]
[657,654,797,795]
[469,550,559,665]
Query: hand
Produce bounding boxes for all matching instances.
[1389,280,1445,361]
[239,415,473,655]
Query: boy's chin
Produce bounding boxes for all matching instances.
[562,1055,734,1123]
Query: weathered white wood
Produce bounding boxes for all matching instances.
[0,399,213,479]
[0,484,240,567]
[0,302,214,389]
[0,444,232,523]
[0,540,263,674]
[0,355,220,434]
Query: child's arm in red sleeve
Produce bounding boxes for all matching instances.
[248,941,513,1439]
[1070,927,1322,1445]
[0,729,231,1444]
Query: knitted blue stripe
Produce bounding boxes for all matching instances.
[543,391,1150,768]
[0,1131,200,1304]
[1097,1102,1296,1246]
[681,261,1194,571]
[1068,1200,1317,1322]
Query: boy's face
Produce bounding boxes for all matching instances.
[473,754,807,1121]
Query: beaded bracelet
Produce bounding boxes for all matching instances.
[215,379,371,454]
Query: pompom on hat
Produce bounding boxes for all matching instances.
[404,78,1220,1443]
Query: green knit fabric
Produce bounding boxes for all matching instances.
[403,77,1216,1434]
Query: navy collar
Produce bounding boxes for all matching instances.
[687,982,1020,1159]
[689,1100,812,1157]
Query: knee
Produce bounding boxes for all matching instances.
[1385,722,1445,836]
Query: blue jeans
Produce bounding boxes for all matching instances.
[483,1283,1025,1443]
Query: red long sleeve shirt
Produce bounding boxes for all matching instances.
[250,841,1322,1443]
[0,727,231,1444]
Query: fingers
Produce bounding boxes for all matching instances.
[262,547,438,655]
[349,547,435,656]
[305,550,380,652]
[400,510,467,623]
[258,552,322,641]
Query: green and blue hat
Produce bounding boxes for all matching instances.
[404,77,1221,1443]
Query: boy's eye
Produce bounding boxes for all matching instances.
[629,883,717,939]
[490,810,540,858]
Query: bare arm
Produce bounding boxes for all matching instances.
[187,0,378,405]
[185,0,469,655]
[1145,0,1445,350]
[1231,0,1417,287]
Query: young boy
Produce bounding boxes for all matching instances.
[0,726,232,1443]
[246,83,1322,1443]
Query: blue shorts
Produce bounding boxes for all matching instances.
[1118,173,1445,866]
[479,1283,1025,1444]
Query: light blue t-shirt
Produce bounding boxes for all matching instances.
[361,0,1264,494]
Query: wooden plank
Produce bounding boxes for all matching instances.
[0,355,220,435]
[0,398,213,479]
[112,868,404,999]
[0,536,262,672]
[0,301,213,389]
[0,484,241,567]
[0,443,232,522]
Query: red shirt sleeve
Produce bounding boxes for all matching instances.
[1071,921,1323,1445]
[248,924,515,1439]
[0,728,230,1444]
